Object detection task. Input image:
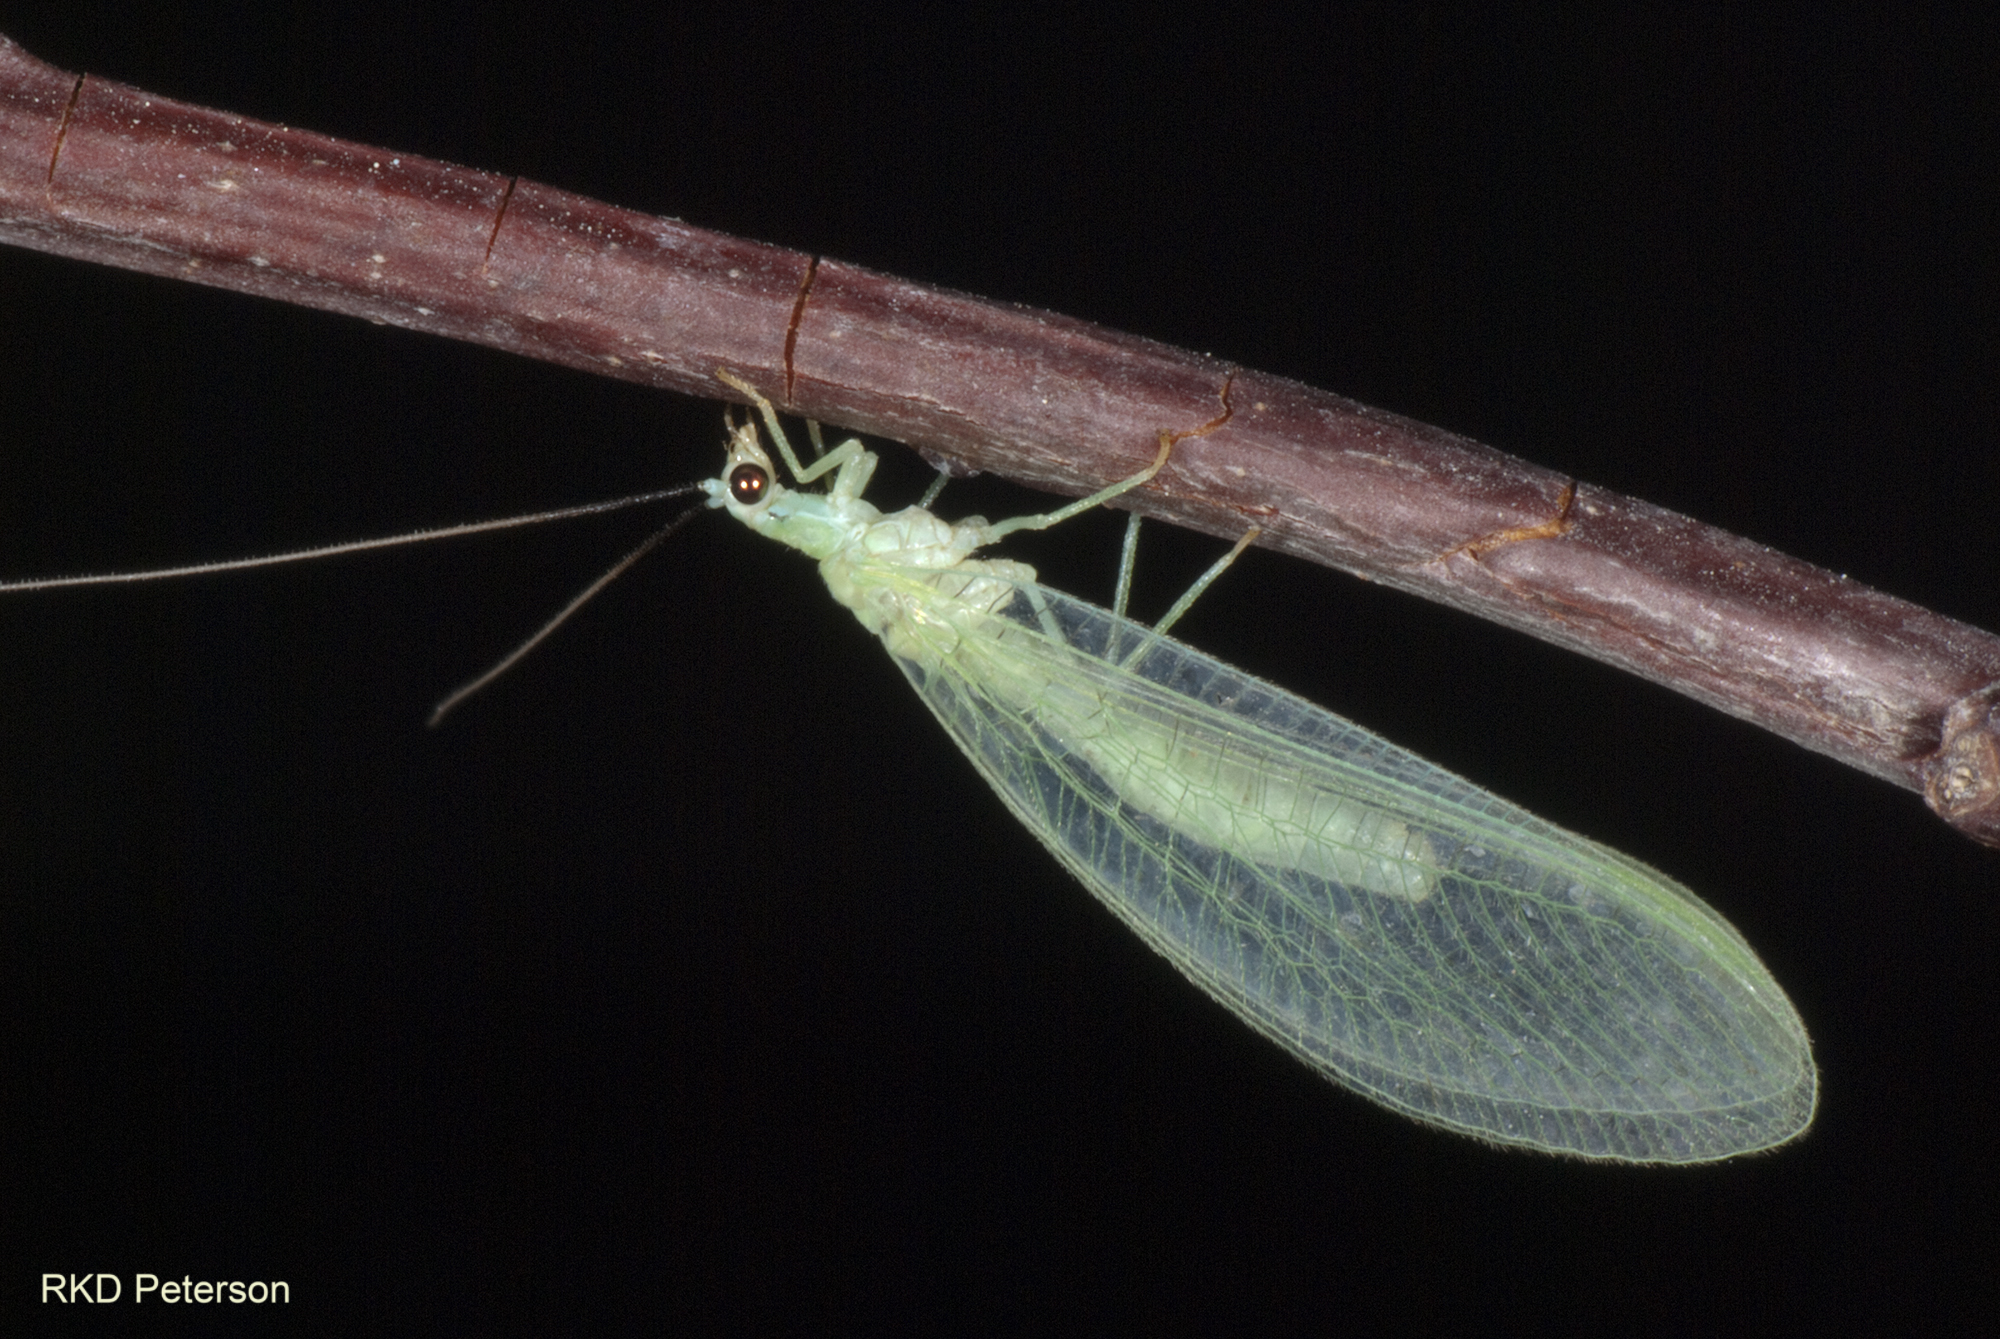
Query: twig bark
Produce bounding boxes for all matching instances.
[3,30,1997,844]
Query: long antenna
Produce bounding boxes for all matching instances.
[0,487,701,592]
[428,500,710,727]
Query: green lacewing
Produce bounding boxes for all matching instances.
[706,372,1816,1163]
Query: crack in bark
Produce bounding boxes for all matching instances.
[783,256,819,406]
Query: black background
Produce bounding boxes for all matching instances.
[5,5,1996,1332]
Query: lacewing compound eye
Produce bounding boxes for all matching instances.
[729,464,769,506]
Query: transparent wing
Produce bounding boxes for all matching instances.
[888,573,1816,1163]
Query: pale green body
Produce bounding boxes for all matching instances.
[706,386,1817,1163]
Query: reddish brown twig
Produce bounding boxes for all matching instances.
[3,31,1997,843]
